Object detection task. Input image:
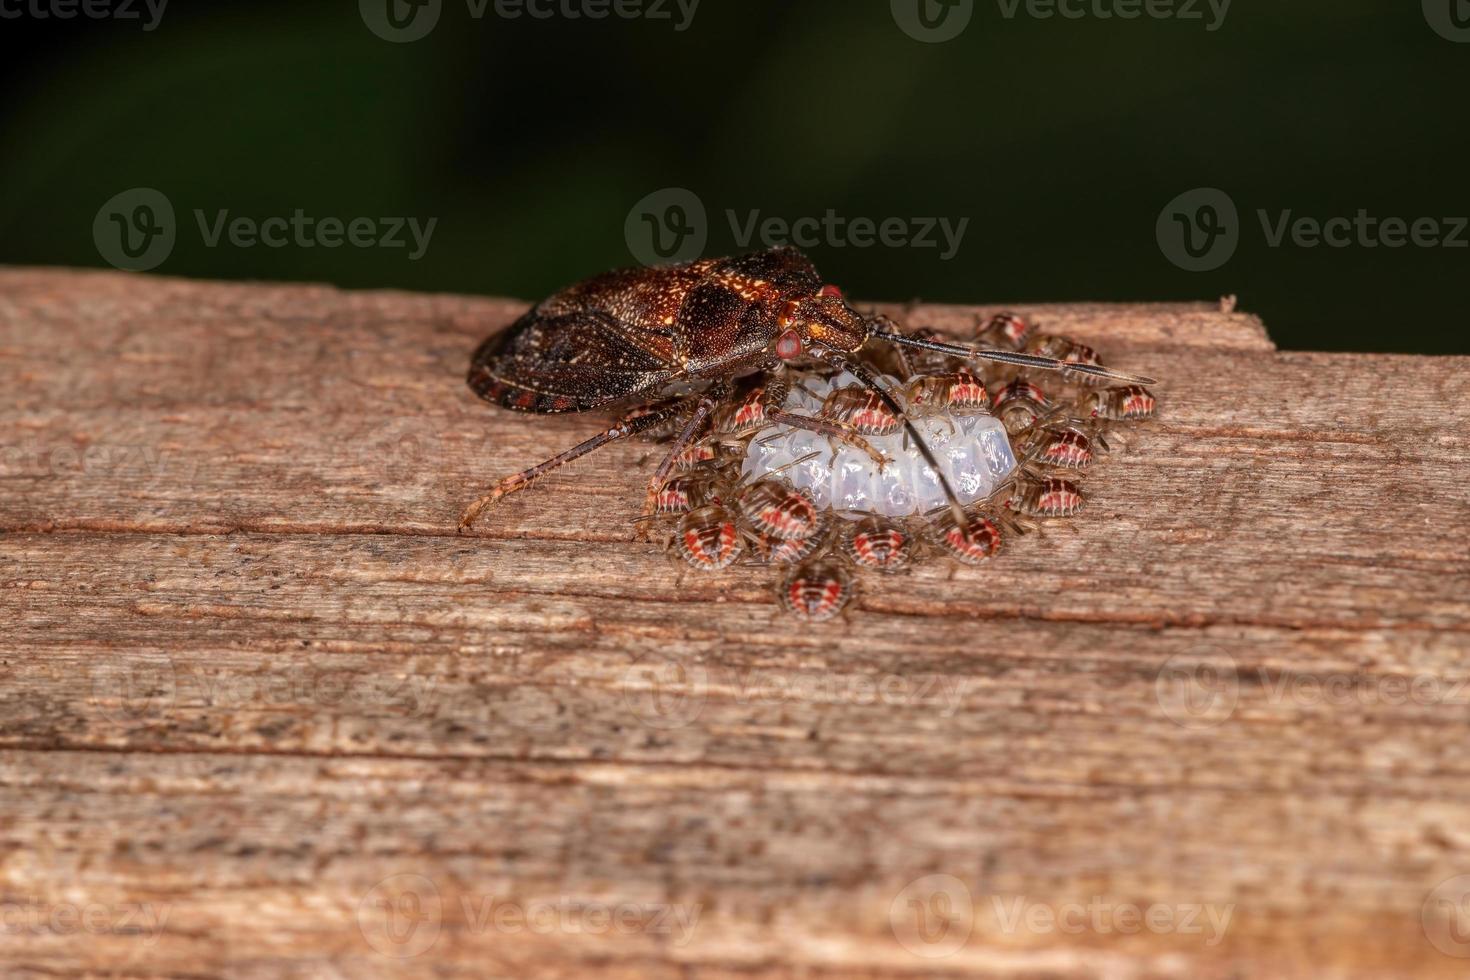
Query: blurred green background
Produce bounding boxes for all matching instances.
[1,0,1466,352]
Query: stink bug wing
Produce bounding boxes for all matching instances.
[467,248,820,414]
[719,245,823,286]
[469,308,673,413]
[676,247,824,374]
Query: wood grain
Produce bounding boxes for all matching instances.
[2,266,1468,978]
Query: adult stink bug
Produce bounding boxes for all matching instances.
[459,247,1155,531]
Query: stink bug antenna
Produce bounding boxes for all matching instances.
[808,345,971,528]
[870,325,1159,387]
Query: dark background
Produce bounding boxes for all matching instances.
[1,0,1466,353]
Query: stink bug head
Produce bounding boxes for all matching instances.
[778,293,869,361]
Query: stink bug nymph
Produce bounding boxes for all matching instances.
[841,516,913,572]
[780,561,854,622]
[676,504,743,570]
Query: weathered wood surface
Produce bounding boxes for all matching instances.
[1,266,1468,978]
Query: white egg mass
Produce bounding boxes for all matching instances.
[739,372,1018,517]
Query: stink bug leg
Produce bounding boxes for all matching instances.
[636,384,731,537]
[460,397,686,530]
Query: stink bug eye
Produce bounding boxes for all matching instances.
[817,284,843,298]
[775,329,804,360]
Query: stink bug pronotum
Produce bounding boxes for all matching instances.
[459,247,1155,533]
